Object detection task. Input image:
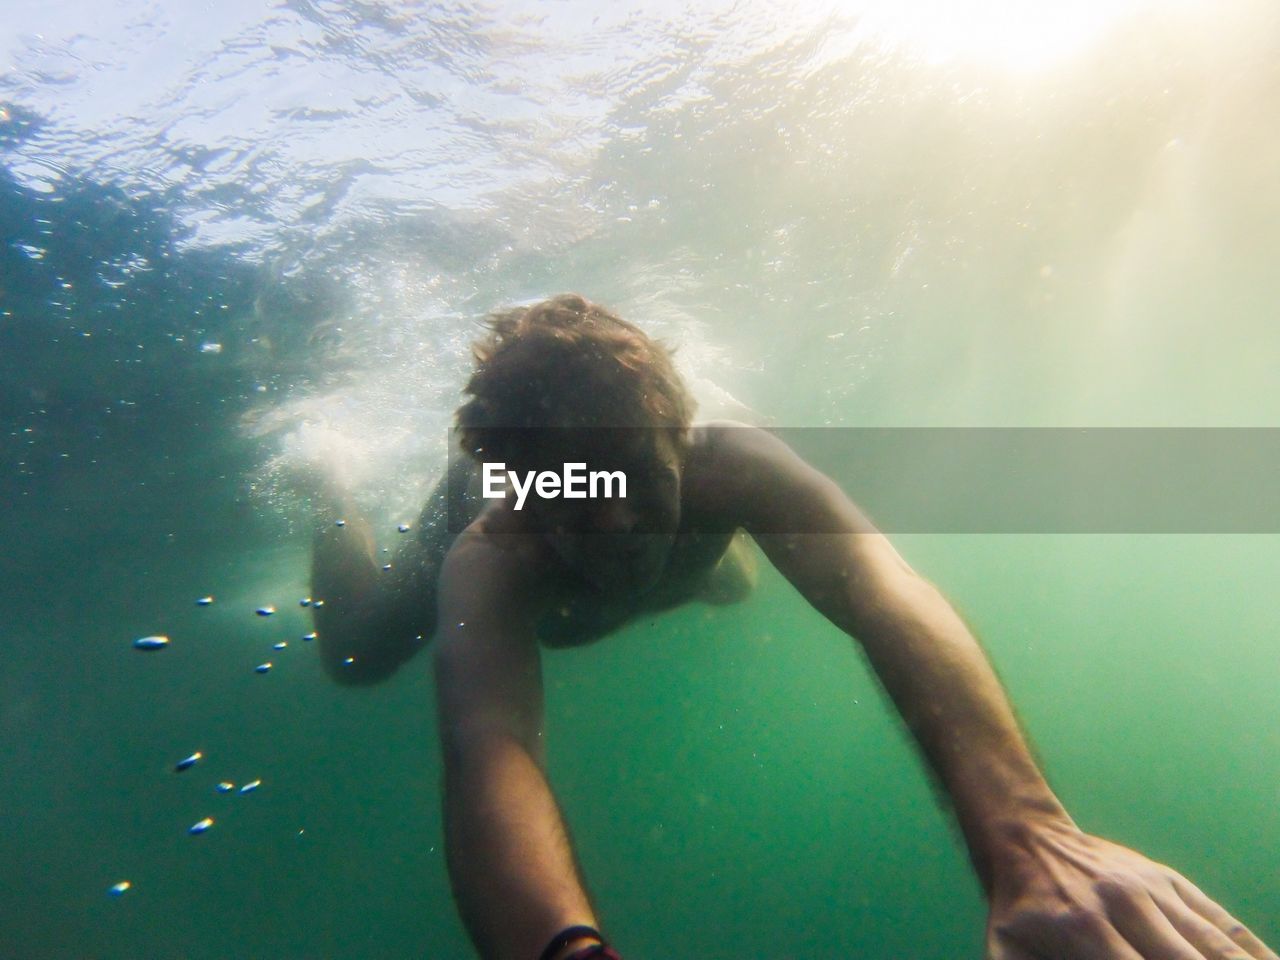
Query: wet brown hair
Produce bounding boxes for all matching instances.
[455,294,694,465]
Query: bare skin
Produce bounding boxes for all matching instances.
[311,422,1276,960]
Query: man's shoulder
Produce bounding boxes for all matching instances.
[688,419,768,460]
[683,421,798,519]
[688,419,798,468]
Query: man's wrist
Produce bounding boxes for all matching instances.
[550,937,603,960]
[541,925,607,960]
[949,774,1075,891]
[980,804,1081,889]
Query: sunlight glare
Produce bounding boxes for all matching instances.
[845,0,1201,70]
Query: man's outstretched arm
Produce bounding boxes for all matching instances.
[433,531,606,960]
[704,424,1276,960]
[309,473,455,684]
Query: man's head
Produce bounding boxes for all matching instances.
[456,294,694,594]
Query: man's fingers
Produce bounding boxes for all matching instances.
[1173,878,1280,960]
[1153,889,1263,960]
[1101,884,1208,960]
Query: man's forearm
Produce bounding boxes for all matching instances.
[310,505,392,675]
[310,495,434,683]
[442,734,601,960]
[842,549,1073,891]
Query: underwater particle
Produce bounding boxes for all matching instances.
[273,641,287,650]
[216,782,235,793]
[397,523,410,533]
[239,780,261,794]
[343,657,354,665]
[189,817,214,834]
[196,596,213,606]
[299,598,311,607]
[133,635,169,651]
[199,342,222,354]
[334,519,346,527]
[255,662,272,673]
[311,599,324,608]
[256,606,275,617]
[174,751,202,772]
[108,881,131,897]
[302,632,316,641]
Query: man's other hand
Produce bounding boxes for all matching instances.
[987,817,1277,959]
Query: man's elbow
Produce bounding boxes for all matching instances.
[317,621,429,686]
[323,659,394,686]
[849,566,953,639]
[437,722,542,777]
[834,537,940,628]
[320,647,409,686]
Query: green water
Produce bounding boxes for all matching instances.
[1,1,1278,957]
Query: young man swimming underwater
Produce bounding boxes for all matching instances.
[310,294,1276,960]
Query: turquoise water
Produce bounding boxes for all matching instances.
[2,2,1277,957]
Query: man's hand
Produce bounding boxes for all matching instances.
[987,817,1277,960]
